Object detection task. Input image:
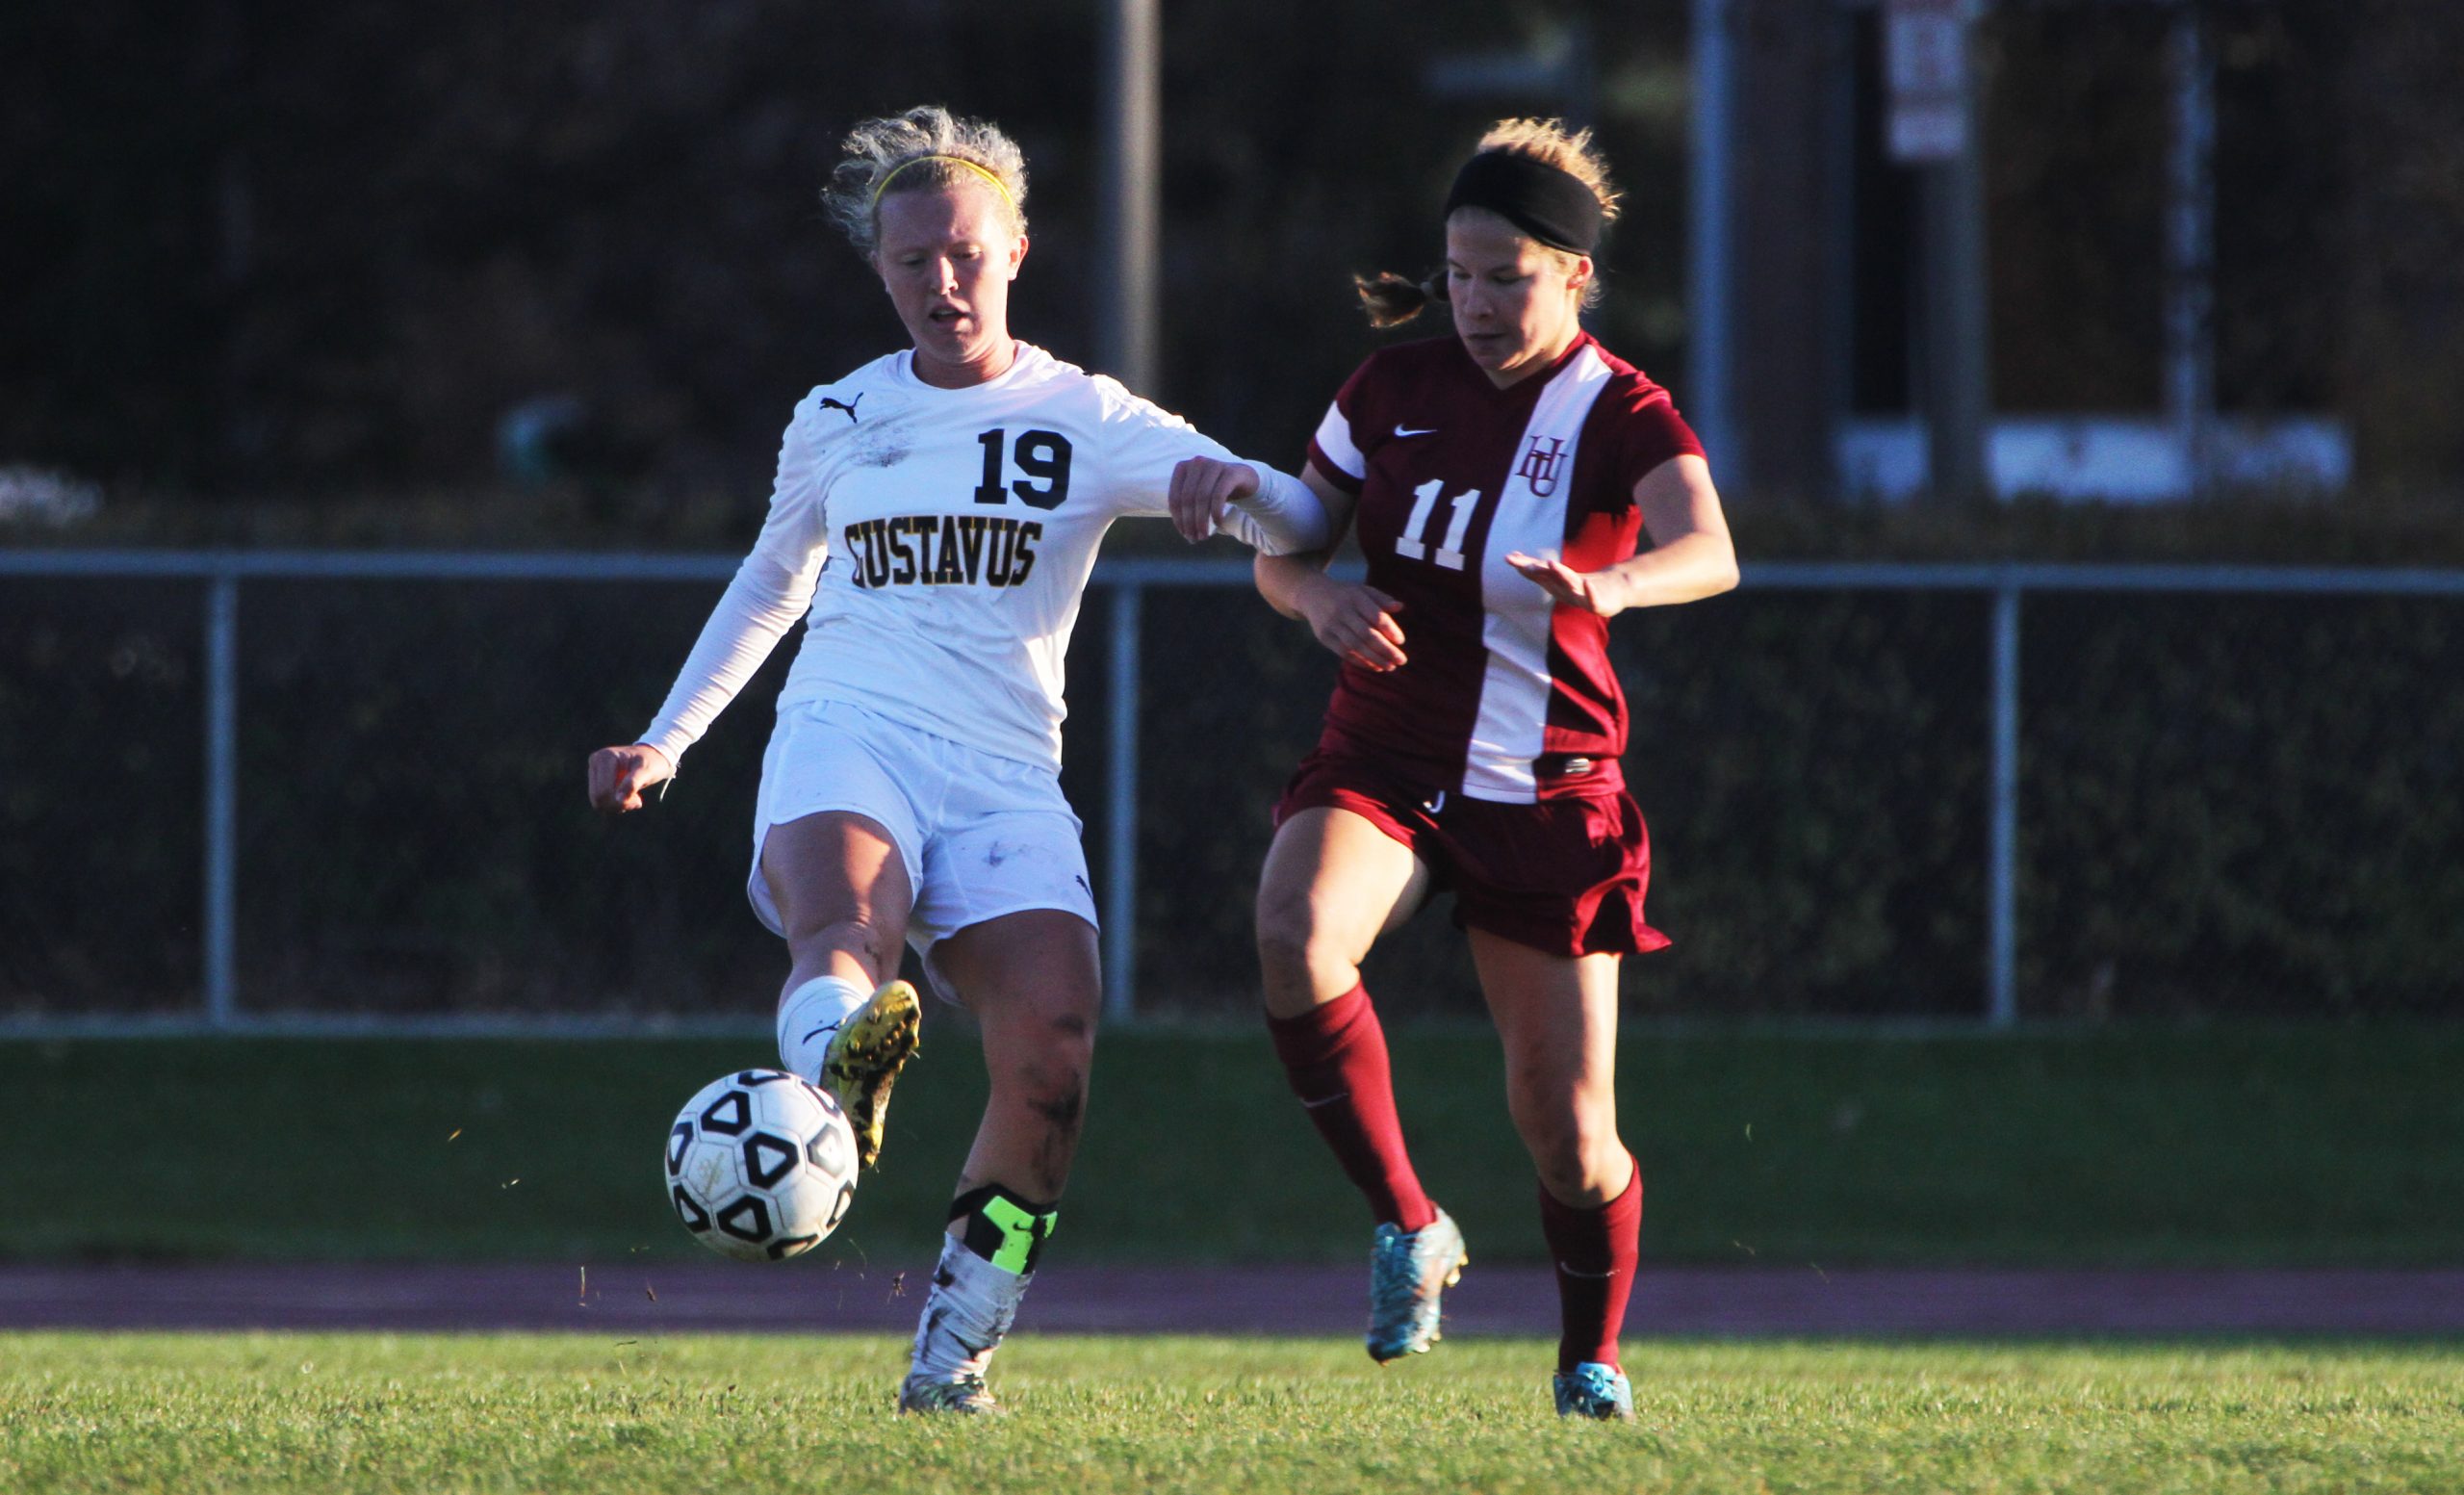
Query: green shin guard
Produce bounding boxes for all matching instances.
[948,1184,1059,1276]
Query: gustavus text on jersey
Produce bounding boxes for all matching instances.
[841,514,1044,590]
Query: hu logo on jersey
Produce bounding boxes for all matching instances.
[842,515,1043,589]
[1517,435,1569,497]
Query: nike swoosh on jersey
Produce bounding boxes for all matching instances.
[1394,425,1438,437]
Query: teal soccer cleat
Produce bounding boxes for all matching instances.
[897,1372,1005,1416]
[1552,1361,1635,1421]
[1366,1207,1466,1362]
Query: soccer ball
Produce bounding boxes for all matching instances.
[665,1070,859,1262]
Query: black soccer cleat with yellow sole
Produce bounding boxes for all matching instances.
[822,979,921,1171]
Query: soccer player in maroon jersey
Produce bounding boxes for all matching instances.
[1248,119,1739,1421]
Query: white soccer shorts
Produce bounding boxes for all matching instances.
[747,698,1099,957]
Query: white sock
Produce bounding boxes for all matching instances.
[909,1234,1032,1385]
[776,974,870,1085]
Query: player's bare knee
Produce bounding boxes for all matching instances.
[1272,922,1368,1001]
[995,1011,1093,1092]
[1534,1139,1624,1206]
[1543,1173,1616,1210]
[1040,1016,1096,1075]
[1023,982,1098,1047]
[1255,925,1313,994]
[1001,1053,1089,1145]
[1025,1070,1087,1131]
[1521,1119,1582,1177]
[793,913,890,971]
[1255,890,1314,964]
[1514,1106,1617,1193]
[1555,1139,1632,1207]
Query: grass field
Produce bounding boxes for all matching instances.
[3,1333,2459,1493]
[6,1025,2462,1267]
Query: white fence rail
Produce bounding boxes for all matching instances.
[8,548,2464,1035]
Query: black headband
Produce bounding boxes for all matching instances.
[1443,150,1603,256]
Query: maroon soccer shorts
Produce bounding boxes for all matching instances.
[1273,750,1671,959]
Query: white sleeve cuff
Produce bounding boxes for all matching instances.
[1220,465,1331,556]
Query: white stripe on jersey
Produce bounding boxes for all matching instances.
[1312,400,1368,482]
[1463,345,1616,802]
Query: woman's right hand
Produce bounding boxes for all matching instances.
[1297,578,1408,672]
[588,743,674,814]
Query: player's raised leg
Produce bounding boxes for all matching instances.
[1256,807,1463,1361]
[1470,932,1639,1421]
[761,811,923,1171]
[895,908,1099,1415]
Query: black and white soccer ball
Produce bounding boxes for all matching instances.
[665,1070,859,1262]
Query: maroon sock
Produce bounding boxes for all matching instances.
[1266,984,1437,1232]
[1538,1158,1643,1373]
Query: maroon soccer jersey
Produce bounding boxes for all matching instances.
[1304,333,1704,803]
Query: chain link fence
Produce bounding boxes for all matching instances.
[5,552,2460,1026]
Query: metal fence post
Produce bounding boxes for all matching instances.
[1987,581,2020,1027]
[1097,0,1161,393]
[204,571,241,1028]
[2166,8,2218,498]
[1103,581,1142,1020]
[1688,0,1736,480]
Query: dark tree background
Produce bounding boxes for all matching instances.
[3,0,2459,512]
[0,2,1688,508]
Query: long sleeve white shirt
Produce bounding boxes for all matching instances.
[641,344,1326,775]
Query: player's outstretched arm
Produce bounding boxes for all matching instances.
[586,550,813,811]
[587,742,674,814]
[1252,463,1408,673]
[1168,456,1330,555]
[590,397,831,810]
[1505,454,1739,618]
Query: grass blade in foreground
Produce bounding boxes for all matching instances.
[2,1333,2459,1495]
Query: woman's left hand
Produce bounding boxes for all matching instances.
[1504,551,1620,617]
[1168,457,1262,543]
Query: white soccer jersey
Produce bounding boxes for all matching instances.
[642,344,1316,773]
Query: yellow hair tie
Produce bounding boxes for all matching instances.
[870,154,1017,212]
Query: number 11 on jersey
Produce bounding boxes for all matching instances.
[1394,479,1477,571]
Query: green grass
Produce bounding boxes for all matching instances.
[2,1333,2459,1493]
[4,1025,2462,1265]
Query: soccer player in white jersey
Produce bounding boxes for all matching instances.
[1249,120,1739,1421]
[586,106,1327,1415]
